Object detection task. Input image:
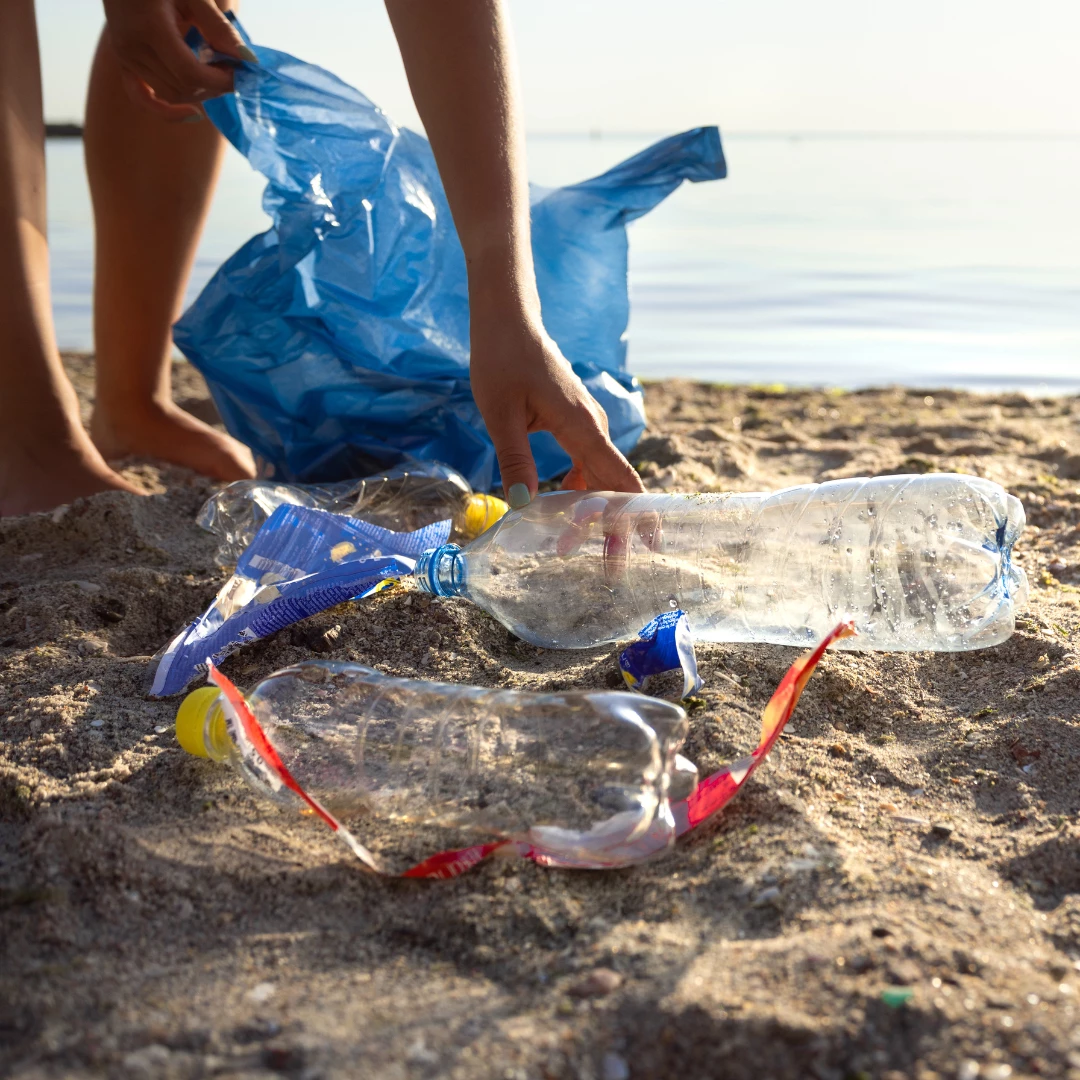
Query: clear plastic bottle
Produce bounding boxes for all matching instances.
[176,661,693,873]
[199,462,507,566]
[415,473,1028,652]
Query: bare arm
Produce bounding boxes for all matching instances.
[384,0,643,500]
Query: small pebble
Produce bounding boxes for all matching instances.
[957,1061,980,1080]
[247,982,276,1003]
[752,886,782,907]
[89,719,104,729]
[569,968,622,998]
[405,1038,439,1066]
[930,822,954,839]
[154,724,169,734]
[982,1066,1012,1080]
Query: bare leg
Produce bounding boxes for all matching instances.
[0,0,140,516]
[84,30,255,482]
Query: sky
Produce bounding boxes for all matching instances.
[36,0,1080,134]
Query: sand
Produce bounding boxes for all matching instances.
[2,355,1080,1080]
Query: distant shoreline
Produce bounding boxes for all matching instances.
[45,122,83,138]
[45,123,1079,142]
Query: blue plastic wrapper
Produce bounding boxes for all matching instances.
[175,19,726,489]
[152,506,449,697]
[619,610,704,700]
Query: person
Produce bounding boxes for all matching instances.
[0,0,644,518]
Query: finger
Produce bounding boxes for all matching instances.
[561,463,587,491]
[581,442,645,495]
[487,411,539,508]
[154,28,235,98]
[547,402,645,496]
[186,0,256,63]
[554,497,607,557]
[121,41,215,105]
[120,70,203,120]
[600,495,637,584]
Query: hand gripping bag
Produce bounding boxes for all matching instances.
[175,20,727,490]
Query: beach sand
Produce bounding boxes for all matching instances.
[3,356,1080,1079]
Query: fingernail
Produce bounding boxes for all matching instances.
[238,45,259,63]
[508,483,531,510]
[181,114,203,124]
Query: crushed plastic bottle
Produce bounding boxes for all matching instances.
[198,461,507,567]
[177,661,693,874]
[415,474,1028,652]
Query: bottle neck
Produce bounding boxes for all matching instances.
[204,703,235,763]
[414,543,466,598]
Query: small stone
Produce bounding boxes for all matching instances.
[405,1037,439,1066]
[74,580,102,594]
[930,823,954,839]
[601,1051,630,1080]
[247,981,276,1003]
[154,724,169,734]
[569,968,622,997]
[982,1066,1012,1080]
[956,1062,979,1080]
[752,886,781,907]
[1049,559,1067,575]
[122,1044,170,1076]
[90,719,105,729]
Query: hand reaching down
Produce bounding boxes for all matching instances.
[469,312,645,505]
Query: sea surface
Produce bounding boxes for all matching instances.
[46,133,1080,394]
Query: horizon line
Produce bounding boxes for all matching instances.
[44,120,1080,141]
[527,129,1080,140]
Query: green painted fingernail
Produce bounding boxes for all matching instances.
[238,45,259,63]
[508,483,531,510]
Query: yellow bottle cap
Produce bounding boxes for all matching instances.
[175,686,222,758]
[462,493,509,539]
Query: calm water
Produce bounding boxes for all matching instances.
[47,133,1080,393]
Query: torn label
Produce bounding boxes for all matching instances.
[619,609,703,700]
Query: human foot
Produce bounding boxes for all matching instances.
[91,399,256,482]
[0,429,142,516]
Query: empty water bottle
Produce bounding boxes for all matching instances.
[176,661,693,873]
[199,461,507,566]
[415,474,1027,651]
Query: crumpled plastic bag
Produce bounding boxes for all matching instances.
[175,19,726,489]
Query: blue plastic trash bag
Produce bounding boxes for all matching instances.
[176,20,726,490]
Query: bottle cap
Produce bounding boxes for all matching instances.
[175,686,222,758]
[463,493,508,539]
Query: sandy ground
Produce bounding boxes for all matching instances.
[3,356,1080,1080]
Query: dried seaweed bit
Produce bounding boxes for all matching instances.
[1008,738,1042,767]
